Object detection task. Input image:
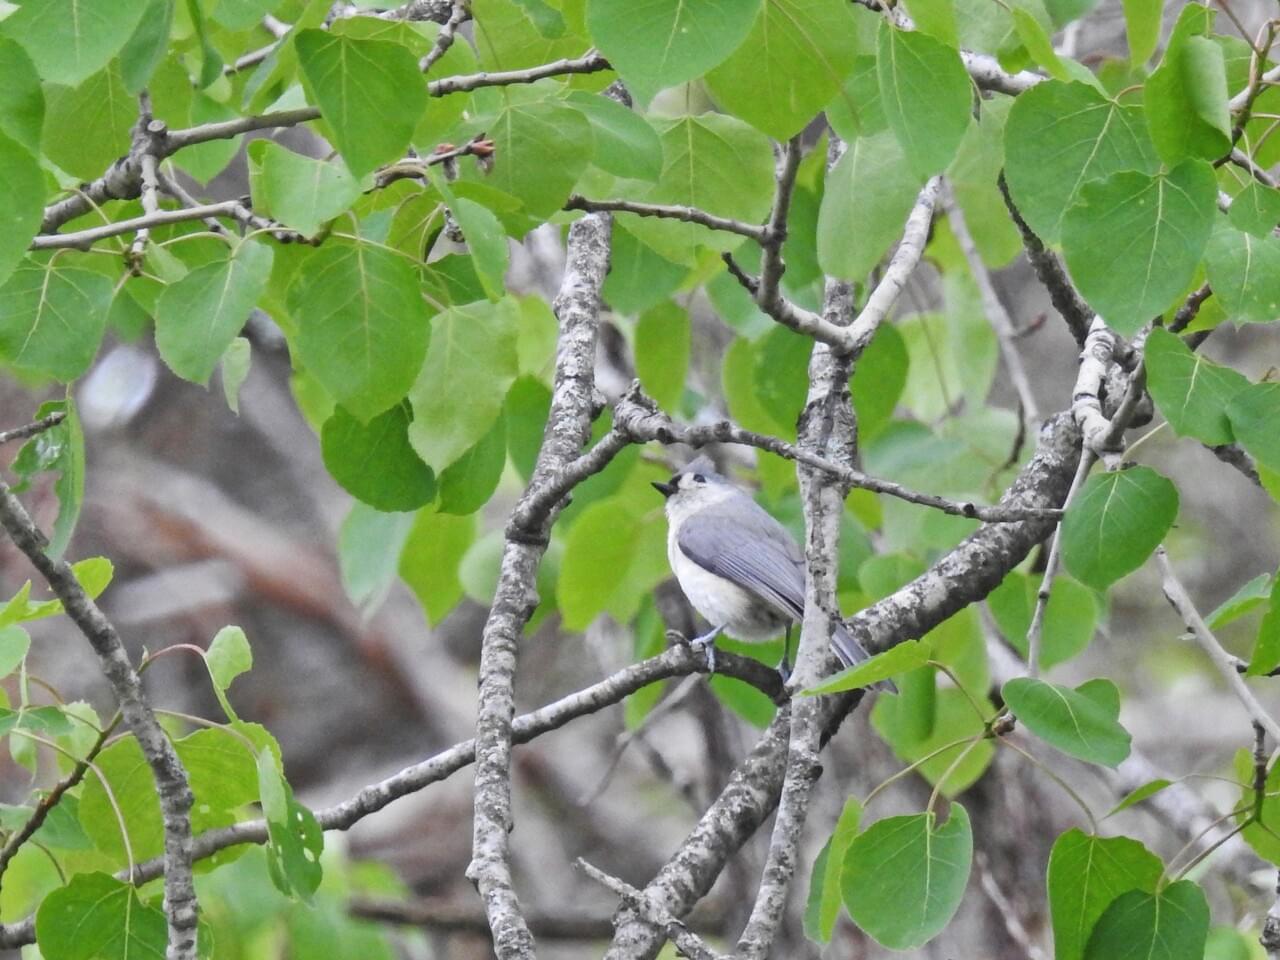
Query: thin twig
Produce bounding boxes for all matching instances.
[576,859,727,960]
[428,50,609,96]
[564,195,766,243]
[613,384,1063,523]
[419,0,470,72]
[0,411,67,446]
[946,185,1040,422]
[1157,546,1280,744]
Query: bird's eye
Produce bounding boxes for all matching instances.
[692,473,705,484]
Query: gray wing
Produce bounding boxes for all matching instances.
[676,497,806,620]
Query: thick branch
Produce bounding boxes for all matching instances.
[0,483,199,959]
[604,411,1082,958]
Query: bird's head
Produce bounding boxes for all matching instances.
[652,455,737,518]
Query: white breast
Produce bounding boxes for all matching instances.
[667,527,783,643]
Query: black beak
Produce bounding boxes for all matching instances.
[652,480,677,498]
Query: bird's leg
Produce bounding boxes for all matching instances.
[690,626,722,674]
[778,625,793,682]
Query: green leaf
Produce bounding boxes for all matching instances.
[1084,881,1209,960]
[818,131,923,281]
[322,404,437,512]
[458,97,592,222]
[1106,779,1174,817]
[41,63,134,181]
[1003,677,1131,766]
[1122,0,1160,65]
[0,259,113,381]
[408,297,519,473]
[1061,466,1179,590]
[295,30,427,178]
[0,38,44,154]
[1228,181,1280,238]
[850,322,908,441]
[1206,926,1258,960]
[1004,80,1158,242]
[399,509,476,625]
[705,0,861,140]
[205,624,252,722]
[634,301,690,411]
[1144,7,1230,164]
[1,0,148,86]
[0,133,43,290]
[289,242,432,422]
[826,56,885,140]
[877,23,972,177]
[1226,382,1280,475]
[258,748,324,902]
[437,413,507,515]
[156,240,274,385]
[1208,572,1274,629]
[248,140,362,237]
[1144,328,1250,445]
[804,797,862,943]
[1237,746,1280,864]
[221,337,252,414]
[1047,829,1163,960]
[447,196,510,301]
[35,872,166,960]
[987,571,1098,668]
[565,91,664,181]
[1012,8,1071,81]
[586,0,761,98]
[1247,576,1280,677]
[871,687,994,795]
[338,504,415,613]
[557,499,640,630]
[10,401,86,559]
[1062,161,1217,335]
[604,225,687,315]
[623,113,775,265]
[1204,224,1280,325]
[947,99,1022,268]
[802,638,932,695]
[0,625,29,678]
[505,375,551,481]
[842,804,972,950]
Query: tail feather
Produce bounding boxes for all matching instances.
[832,623,898,694]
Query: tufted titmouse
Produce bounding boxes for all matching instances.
[653,455,891,690]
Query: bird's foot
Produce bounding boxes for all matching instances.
[775,656,792,684]
[690,628,721,674]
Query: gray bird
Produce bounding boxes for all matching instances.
[652,455,890,689]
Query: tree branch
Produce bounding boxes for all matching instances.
[577,859,726,960]
[468,209,614,960]
[0,483,200,959]
[612,384,1062,523]
[0,410,67,445]
[349,895,621,941]
[604,411,1083,958]
[564,195,767,243]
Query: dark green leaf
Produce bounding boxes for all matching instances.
[1003,677,1131,766]
[1143,6,1230,164]
[850,322,908,441]
[0,133,43,290]
[1060,466,1179,590]
[565,91,664,181]
[1208,572,1274,629]
[322,404,437,512]
[258,749,324,902]
[1228,181,1280,238]
[1084,881,1209,960]
[42,64,134,180]
[0,259,112,380]
[1004,80,1158,242]
[296,30,427,178]
[842,804,972,949]
[505,375,551,481]
[1106,779,1174,817]
[586,0,761,98]
[0,38,44,154]
[1047,829,1163,960]
[603,225,687,315]
[1062,160,1217,335]
[1248,576,1280,676]
[1144,327,1250,445]
[1226,382,1280,474]
[289,242,432,422]
[437,413,507,515]
[408,297,519,473]
[156,240,273,385]
[877,23,972,177]
[871,687,994,795]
